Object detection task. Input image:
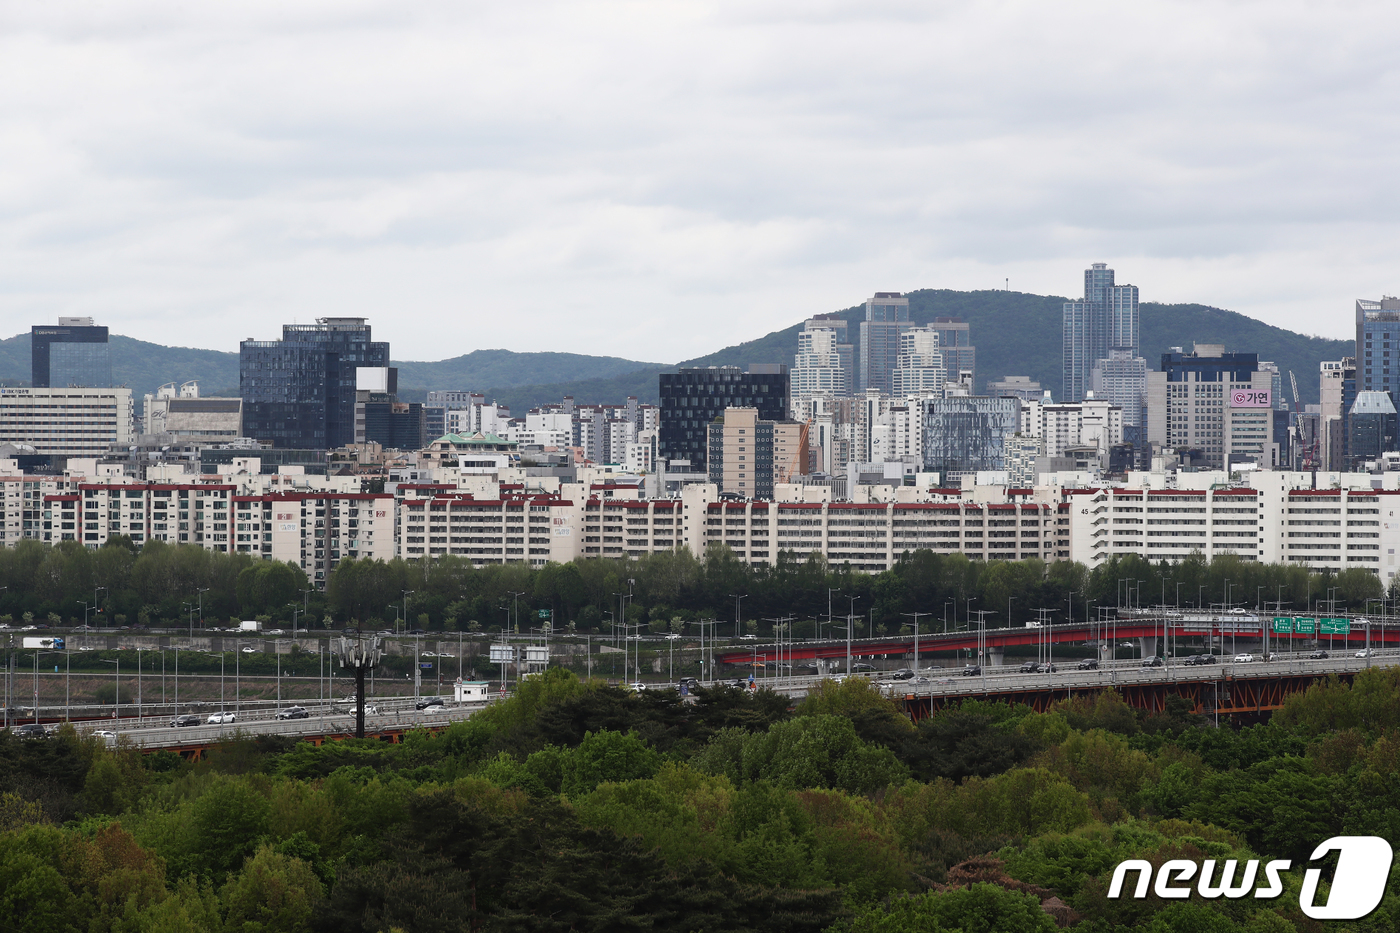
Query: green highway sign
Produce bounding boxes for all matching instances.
[1294,617,1316,635]
[1320,618,1351,635]
[1272,618,1293,634]
[538,609,551,619]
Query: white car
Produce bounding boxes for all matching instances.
[207,711,237,724]
[1356,649,1376,658]
[91,729,117,745]
[628,682,650,691]
[1233,653,1254,663]
[241,646,256,653]
[666,633,683,640]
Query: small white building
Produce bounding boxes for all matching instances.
[454,680,492,702]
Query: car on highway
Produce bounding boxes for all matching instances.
[1233,653,1255,663]
[738,634,756,640]
[889,668,914,680]
[1141,656,1164,668]
[207,711,237,724]
[91,729,117,746]
[241,646,256,653]
[1019,660,1039,673]
[13,723,47,739]
[415,697,445,710]
[1076,658,1099,670]
[666,633,683,640]
[408,629,427,636]
[1356,648,1376,658]
[961,664,981,676]
[1181,654,1202,666]
[275,707,309,720]
[1036,663,1057,674]
[1308,650,1329,659]
[170,714,201,728]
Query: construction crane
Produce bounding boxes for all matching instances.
[1289,370,1318,469]
[780,419,813,484]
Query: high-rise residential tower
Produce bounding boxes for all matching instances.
[32,317,111,388]
[891,326,945,396]
[240,318,390,449]
[1063,263,1139,402]
[858,292,911,394]
[791,324,849,407]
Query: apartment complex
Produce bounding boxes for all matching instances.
[1064,478,1400,579]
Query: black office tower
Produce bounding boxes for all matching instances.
[659,364,788,475]
[241,318,390,449]
[32,318,111,388]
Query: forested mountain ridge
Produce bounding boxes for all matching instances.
[0,290,1348,410]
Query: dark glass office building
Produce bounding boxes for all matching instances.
[240,318,390,449]
[32,318,111,388]
[659,365,788,474]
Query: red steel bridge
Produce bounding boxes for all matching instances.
[715,612,1391,668]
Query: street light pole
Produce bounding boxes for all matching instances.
[730,593,748,640]
[845,596,859,675]
[901,612,928,676]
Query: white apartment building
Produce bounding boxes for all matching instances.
[1064,471,1400,583]
[0,387,134,459]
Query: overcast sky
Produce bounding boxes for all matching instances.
[1,1,1395,363]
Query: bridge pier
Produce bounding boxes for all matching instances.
[985,647,1004,667]
[1140,636,1159,659]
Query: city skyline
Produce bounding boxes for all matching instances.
[4,4,1400,362]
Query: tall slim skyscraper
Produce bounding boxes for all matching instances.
[858,292,911,394]
[240,318,390,449]
[32,317,111,388]
[1063,263,1139,402]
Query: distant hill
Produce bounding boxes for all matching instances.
[392,350,662,396]
[0,335,660,406]
[485,290,1350,409]
[0,293,1351,411]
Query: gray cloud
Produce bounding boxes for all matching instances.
[1,0,1397,363]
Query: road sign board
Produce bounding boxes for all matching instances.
[419,662,433,669]
[1320,618,1351,635]
[538,609,551,619]
[488,645,516,663]
[1294,617,1316,635]
[1272,618,1293,634]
